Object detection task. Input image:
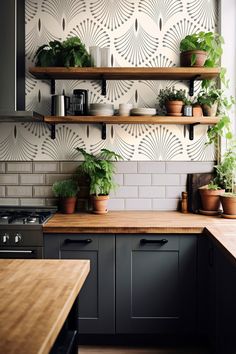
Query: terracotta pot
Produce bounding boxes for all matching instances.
[59,197,77,214]
[165,100,184,116]
[91,195,109,214]
[180,50,207,67]
[199,188,225,211]
[202,103,218,117]
[221,195,236,215]
[192,104,203,117]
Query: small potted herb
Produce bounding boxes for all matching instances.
[157,87,187,116]
[197,86,222,116]
[76,148,122,214]
[34,37,91,67]
[52,179,79,214]
[179,31,223,67]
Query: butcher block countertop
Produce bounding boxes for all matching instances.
[43,211,236,260]
[0,259,90,354]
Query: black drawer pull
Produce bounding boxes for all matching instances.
[64,238,92,244]
[140,239,168,245]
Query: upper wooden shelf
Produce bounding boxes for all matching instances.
[29,67,221,81]
[44,115,220,125]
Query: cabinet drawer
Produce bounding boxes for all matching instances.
[119,234,179,251]
[60,234,99,250]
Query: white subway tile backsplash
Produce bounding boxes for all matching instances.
[139,186,165,198]
[0,198,19,206]
[152,174,180,186]
[115,161,138,173]
[6,162,32,173]
[33,162,59,173]
[0,186,5,197]
[20,174,45,185]
[124,174,151,186]
[0,163,5,173]
[111,186,138,198]
[153,199,180,210]
[45,174,73,185]
[125,199,152,210]
[165,162,214,173]
[0,174,18,185]
[114,174,124,185]
[138,162,165,173]
[60,162,79,173]
[33,186,53,197]
[109,198,125,210]
[6,186,32,197]
[166,186,186,199]
[20,198,45,206]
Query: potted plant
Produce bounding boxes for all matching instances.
[198,181,225,214]
[52,179,79,214]
[179,31,223,67]
[197,86,222,117]
[76,148,122,214]
[157,87,187,116]
[34,37,91,67]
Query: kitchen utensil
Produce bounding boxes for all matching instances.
[71,89,89,115]
[51,95,70,116]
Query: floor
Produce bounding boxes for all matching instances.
[80,345,210,354]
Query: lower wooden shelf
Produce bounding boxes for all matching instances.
[44,115,219,125]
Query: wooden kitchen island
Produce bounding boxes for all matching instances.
[0,259,90,354]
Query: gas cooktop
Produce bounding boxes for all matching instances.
[0,206,57,226]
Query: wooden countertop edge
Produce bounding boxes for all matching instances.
[43,226,204,234]
[40,260,90,354]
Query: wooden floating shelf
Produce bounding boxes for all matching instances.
[29,66,221,81]
[44,115,220,125]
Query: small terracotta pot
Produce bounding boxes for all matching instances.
[199,188,225,211]
[91,195,109,214]
[202,103,218,117]
[192,104,203,117]
[59,197,77,214]
[180,50,207,67]
[165,100,184,116]
[220,195,236,215]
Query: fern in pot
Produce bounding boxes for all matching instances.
[52,179,79,214]
[76,148,122,214]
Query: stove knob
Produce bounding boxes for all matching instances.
[2,233,9,243]
[14,234,22,243]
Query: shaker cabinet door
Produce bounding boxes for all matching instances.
[44,234,115,334]
[116,234,197,334]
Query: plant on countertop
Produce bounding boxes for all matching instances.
[34,37,91,67]
[52,179,79,214]
[180,31,223,67]
[76,148,123,214]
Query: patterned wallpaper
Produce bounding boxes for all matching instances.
[1,0,217,161]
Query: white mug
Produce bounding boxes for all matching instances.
[89,46,101,67]
[118,103,133,116]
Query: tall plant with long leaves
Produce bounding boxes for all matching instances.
[76,148,122,196]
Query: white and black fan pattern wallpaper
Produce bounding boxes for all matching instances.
[0,0,217,161]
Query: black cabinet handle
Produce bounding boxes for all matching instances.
[140,238,168,245]
[64,238,92,244]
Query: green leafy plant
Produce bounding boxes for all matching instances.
[35,37,91,67]
[52,179,79,198]
[180,31,224,67]
[158,87,187,110]
[76,148,123,196]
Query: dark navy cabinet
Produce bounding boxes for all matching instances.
[116,234,197,334]
[44,234,115,334]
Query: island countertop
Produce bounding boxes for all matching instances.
[0,259,90,354]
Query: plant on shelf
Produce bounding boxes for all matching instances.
[76,148,122,214]
[157,87,187,116]
[197,85,222,117]
[34,37,91,67]
[52,179,79,214]
[179,31,224,67]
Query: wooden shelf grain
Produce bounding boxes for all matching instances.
[44,115,220,125]
[29,66,221,81]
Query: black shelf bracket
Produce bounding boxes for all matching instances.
[189,75,200,96]
[101,123,106,139]
[51,79,55,94]
[51,124,56,139]
[189,123,200,140]
[101,76,107,96]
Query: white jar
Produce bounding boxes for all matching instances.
[100,47,111,67]
[118,103,133,116]
[89,46,101,67]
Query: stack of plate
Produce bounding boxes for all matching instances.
[90,103,114,116]
[131,108,156,116]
